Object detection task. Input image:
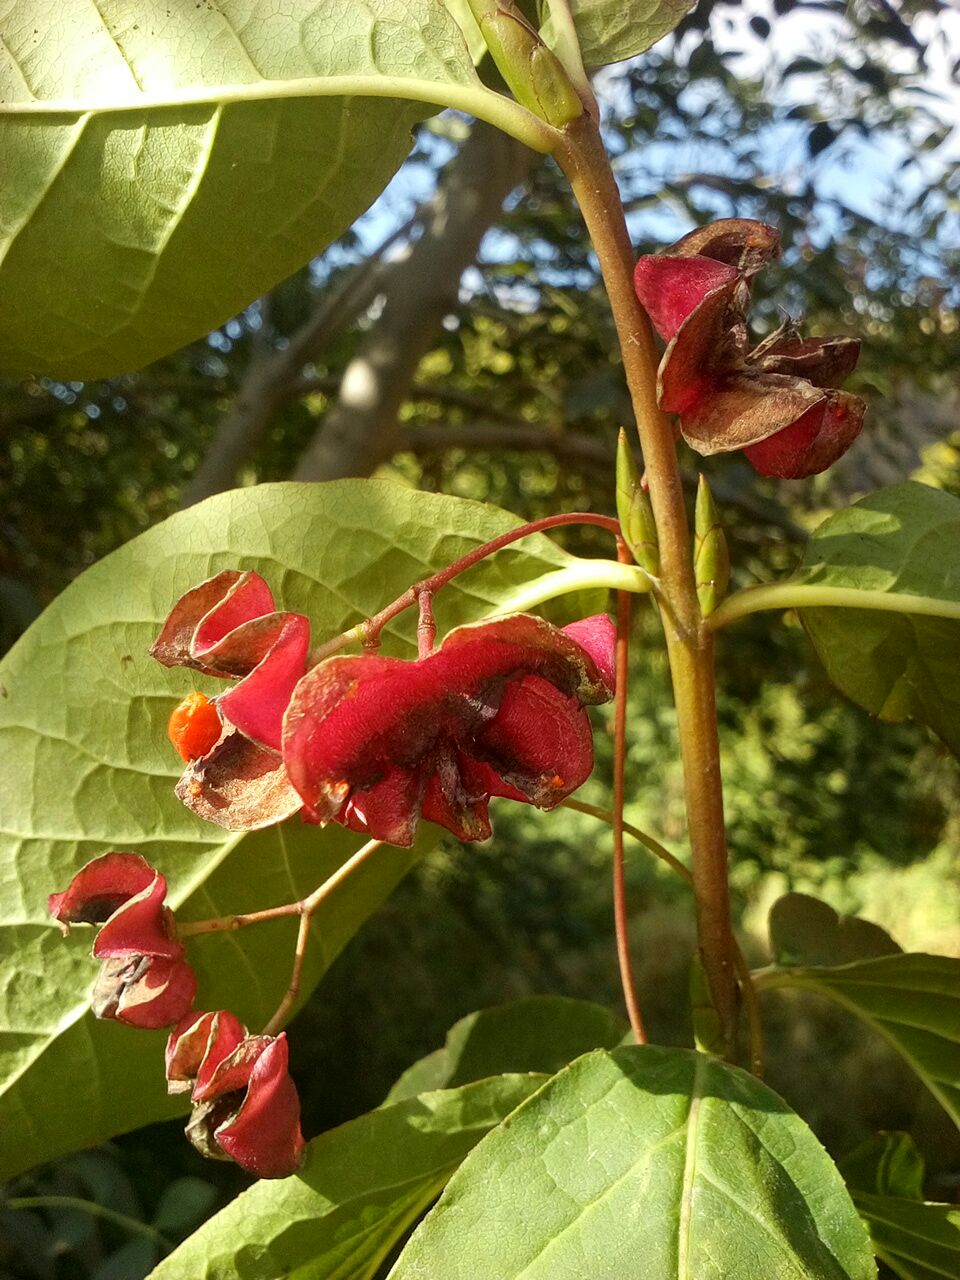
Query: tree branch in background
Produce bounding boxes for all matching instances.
[178,213,419,508]
[292,122,534,482]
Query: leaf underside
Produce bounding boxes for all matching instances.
[796,484,960,757]
[0,479,580,1180]
[768,892,901,969]
[0,0,480,378]
[540,0,698,67]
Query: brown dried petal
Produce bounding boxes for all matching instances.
[753,335,861,388]
[150,572,259,674]
[744,392,866,478]
[176,730,301,831]
[679,371,826,456]
[670,218,780,274]
[92,953,196,1029]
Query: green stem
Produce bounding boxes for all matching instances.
[708,581,960,630]
[4,1196,173,1251]
[4,77,559,155]
[561,798,691,883]
[490,560,651,616]
[611,548,646,1043]
[555,116,740,1055]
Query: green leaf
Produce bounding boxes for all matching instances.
[796,484,960,757]
[0,0,501,380]
[0,478,578,1180]
[769,893,901,968]
[852,1193,960,1280]
[385,996,627,1103]
[840,1132,926,1201]
[148,1074,545,1280]
[757,954,960,1132]
[541,0,697,68]
[443,0,488,64]
[390,1045,877,1279]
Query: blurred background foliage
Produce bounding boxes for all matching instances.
[2,0,959,1274]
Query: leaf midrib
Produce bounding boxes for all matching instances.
[0,71,503,120]
[759,972,960,1128]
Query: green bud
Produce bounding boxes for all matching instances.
[616,429,659,575]
[694,474,730,618]
[689,952,727,1057]
[527,43,584,127]
[471,1,583,127]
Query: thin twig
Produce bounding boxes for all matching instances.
[308,510,622,666]
[262,911,312,1038]
[561,798,692,883]
[565,798,763,1072]
[611,542,646,1044]
[3,1197,174,1251]
[177,900,301,938]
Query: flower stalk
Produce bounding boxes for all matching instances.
[611,539,646,1043]
[308,510,623,666]
[556,115,740,1055]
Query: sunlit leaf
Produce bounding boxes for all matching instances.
[541,0,698,68]
[390,1046,877,1279]
[0,478,579,1179]
[385,995,627,1102]
[148,1075,545,1280]
[0,0,485,378]
[796,484,960,757]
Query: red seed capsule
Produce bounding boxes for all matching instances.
[168,691,221,762]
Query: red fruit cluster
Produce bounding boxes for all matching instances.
[633,219,865,478]
[166,1011,305,1179]
[49,857,305,1179]
[152,572,616,846]
[49,853,196,1029]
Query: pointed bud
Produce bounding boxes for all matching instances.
[694,475,730,618]
[616,430,659,575]
[469,0,583,127]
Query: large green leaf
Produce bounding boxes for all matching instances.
[0,478,580,1180]
[149,1074,545,1280]
[796,484,960,757]
[0,0,493,379]
[390,1045,877,1279]
[852,1194,960,1280]
[541,0,697,68]
[385,995,627,1103]
[756,954,960,1132]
